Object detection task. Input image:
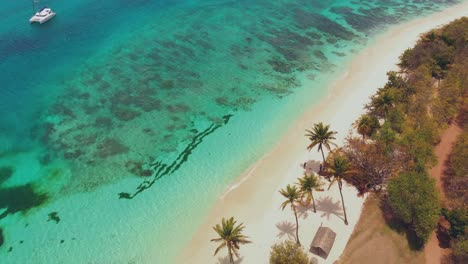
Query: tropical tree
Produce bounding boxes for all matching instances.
[327,155,353,225]
[368,89,394,118]
[297,173,324,213]
[388,172,440,245]
[270,240,310,264]
[342,136,404,194]
[354,114,380,139]
[279,185,302,245]
[211,217,251,264]
[305,122,337,172]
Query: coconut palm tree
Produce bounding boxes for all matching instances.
[279,184,302,245]
[211,217,251,264]
[305,122,337,172]
[354,114,380,139]
[327,155,353,225]
[371,90,394,118]
[297,173,324,213]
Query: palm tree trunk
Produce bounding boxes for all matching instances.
[320,148,326,172]
[293,205,301,245]
[311,191,316,213]
[338,181,349,225]
[228,244,234,264]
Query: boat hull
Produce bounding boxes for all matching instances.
[29,8,56,24]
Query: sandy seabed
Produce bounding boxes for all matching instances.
[179,2,468,263]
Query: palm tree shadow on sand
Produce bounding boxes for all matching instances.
[304,160,321,175]
[217,256,244,264]
[275,220,296,240]
[296,202,315,219]
[316,196,344,221]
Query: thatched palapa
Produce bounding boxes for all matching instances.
[309,226,336,259]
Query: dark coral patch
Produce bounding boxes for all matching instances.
[313,50,327,61]
[63,149,83,159]
[82,104,100,115]
[0,184,48,219]
[0,166,14,185]
[160,80,175,89]
[51,103,75,118]
[111,107,141,121]
[47,212,60,223]
[215,97,230,107]
[0,228,3,247]
[74,134,97,146]
[125,161,152,177]
[267,59,293,74]
[77,92,91,100]
[166,104,190,113]
[293,9,357,40]
[142,128,153,134]
[94,117,113,128]
[39,154,51,165]
[332,51,346,57]
[133,97,161,112]
[40,123,56,144]
[96,138,129,158]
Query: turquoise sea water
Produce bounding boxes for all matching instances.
[0,0,460,262]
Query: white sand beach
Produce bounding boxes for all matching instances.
[179,2,468,264]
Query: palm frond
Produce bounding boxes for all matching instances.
[214,241,227,256]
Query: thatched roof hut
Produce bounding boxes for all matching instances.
[309,226,336,259]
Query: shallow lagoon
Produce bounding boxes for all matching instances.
[0,0,459,262]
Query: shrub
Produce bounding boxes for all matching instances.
[452,236,468,263]
[388,172,440,244]
[270,240,310,264]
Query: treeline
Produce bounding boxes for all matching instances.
[338,17,467,258]
[208,17,467,264]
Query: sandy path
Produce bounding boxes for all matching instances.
[179,3,468,264]
[424,123,462,264]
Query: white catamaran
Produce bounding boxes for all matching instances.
[29,0,56,24]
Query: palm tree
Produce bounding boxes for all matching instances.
[354,114,379,139]
[327,155,353,225]
[305,122,337,172]
[371,90,394,117]
[297,173,324,213]
[279,184,302,245]
[211,217,251,264]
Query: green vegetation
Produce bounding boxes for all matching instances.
[297,173,324,213]
[210,18,468,262]
[448,131,468,178]
[452,237,468,263]
[269,240,310,264]
[305,122,337,171]
[388,172,440,245]
[354,114,380,139]
[211,217,251,264]
[340,17,468,249]
[279,185,302,245]
[442,208,467,239]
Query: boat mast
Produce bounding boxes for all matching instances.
[32,0,39,13]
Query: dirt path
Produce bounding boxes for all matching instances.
[424,123,462,264]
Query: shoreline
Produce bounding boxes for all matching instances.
[179,2,468,263]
